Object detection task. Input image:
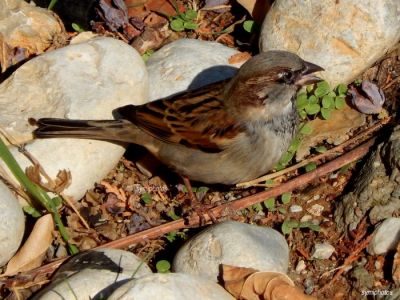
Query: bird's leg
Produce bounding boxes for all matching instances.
[181,176,217,225]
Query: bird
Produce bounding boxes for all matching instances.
[32,50,324,185]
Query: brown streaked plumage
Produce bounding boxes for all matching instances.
[32,51,324,184]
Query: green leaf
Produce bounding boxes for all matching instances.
[354,79,362,86]
[281,192,292,204]
[278,151,295,166]
[183,21,198,30]
[305,162,317,172]
[296,92,308,110]
[287,137,302,153]
[165,231,177,242]
[299,123,313,135]
[252,203,263,212]
[328,91,336,98]
[306,85,314,93]
[308,95,318,104]
[185,9,197,20]
[170,18,185,31]
[298,110,307,119]
[314,81,330,97]
[141,192,152,204]
[322,95,334,108]
[321,107,332,120]
[305,103,320,115]
[278,207,287,214]
[281,219,299,235]
[264,197,276,210]
[243,20,256,33]
[315,146,327,153]
[335,96,346,109]
[336,83,348,95]
[71,23,85,33]
[141,49,154,62]
[167,209,180,220]
[52,196,63,207]
[156,260,171,273]
[197,186,209,193]
[264,179,275,186]
[23,205,41,218]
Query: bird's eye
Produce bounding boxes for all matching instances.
[280,71,294,84]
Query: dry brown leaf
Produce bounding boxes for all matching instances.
[100,180,127,202]
[3,214,54,276]
[26,165,71,194]
[228,52,252,64]
[236,0,272,23]
[222,264,316,300]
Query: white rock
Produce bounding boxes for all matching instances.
[35,248,152,300]
[0,37,148,200]
[290,205,303,213]
[0,181,25,266]
[260,0,400,86]
[173,221,289,282]
[311,242,335,260]
[0,0,65,71]
[108,273,234,300]
[147,39,244,100]
[295,260,306,274]
[367,218,400,255]
[307,204,324,217]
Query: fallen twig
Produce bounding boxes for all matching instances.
[1,137,376,288]
[237,118,389,187]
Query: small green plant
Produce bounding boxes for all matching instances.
[275,82,348,171]
[72,23,85,33]
[142,49,154,62]
[156,260,171,273]
[252,203,263,212]
[296,81,348,121]
[281,192,292,204]
[304,162,317,172]
[263,197,276,211]
[170,9,198,32]
[243,20,256,33]
[141,192,153,204]
[281,219,320,235]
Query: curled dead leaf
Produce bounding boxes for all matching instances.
[26,165,71,194]
[222,264,316,300]
[349,80,385,114]
[3,214,54,276]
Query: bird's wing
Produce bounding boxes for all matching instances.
[115,80,243,152]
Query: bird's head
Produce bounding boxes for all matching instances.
[225,50,324,122]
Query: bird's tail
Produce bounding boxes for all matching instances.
[31,118,139,143]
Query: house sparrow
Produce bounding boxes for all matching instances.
[32,51,323,185]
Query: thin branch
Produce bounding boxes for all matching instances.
[1,137,376,287]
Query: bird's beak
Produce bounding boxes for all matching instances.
[295,61,325,86]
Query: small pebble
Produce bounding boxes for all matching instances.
[311,242,335,259]
[289,205,303,213]
[307,204,324,217]
[295,260,306,273]
[367,218,400,255]
[303,277,314,295]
